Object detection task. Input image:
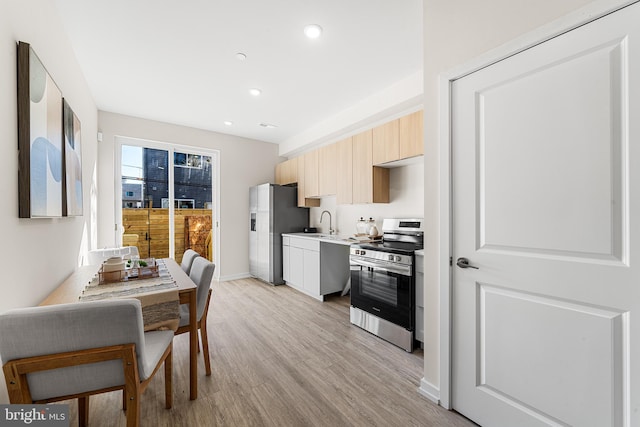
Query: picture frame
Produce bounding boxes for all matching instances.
[17,41,64,218]
[63,99,83,216]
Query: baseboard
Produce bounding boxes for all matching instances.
[418,377,440,404]
[218,272,252,281]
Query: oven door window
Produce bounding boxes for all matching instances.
[360,268,398,306]
[350,262,413,330]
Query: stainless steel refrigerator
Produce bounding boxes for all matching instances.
[249,183,309,284]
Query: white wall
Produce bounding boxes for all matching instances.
[279,72,423,157]
[308,162,424,236]
[421,0,597,396]
[97,112,281,280]
[0,0,98,404]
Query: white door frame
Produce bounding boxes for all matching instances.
[437,0,638,410]
[114,135,221,280]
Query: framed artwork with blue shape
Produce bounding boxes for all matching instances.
[17,41,63,218]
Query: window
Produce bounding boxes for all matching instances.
[174,152,206,169]
[161,198,195,209]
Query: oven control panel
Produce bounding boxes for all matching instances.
[350,247,413,266]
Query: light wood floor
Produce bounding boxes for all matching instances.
[64,277,476,426]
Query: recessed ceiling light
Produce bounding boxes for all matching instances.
[304,24,323,39]
[259,123,278,129]
[223,121,233,126]
[249,88,262,96]
[235,52,246,61]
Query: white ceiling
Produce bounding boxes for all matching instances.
[53,0,423,145]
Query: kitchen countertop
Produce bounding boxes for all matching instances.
[282,232,354,246]
[415,249,424,256]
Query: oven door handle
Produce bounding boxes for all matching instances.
[350,257,412,276]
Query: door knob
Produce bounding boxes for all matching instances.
[456,257,478,269]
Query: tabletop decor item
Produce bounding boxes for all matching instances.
[126,257,159,280]
[98,256,126,283]
[82,259,179,332]
[99,257,159,284]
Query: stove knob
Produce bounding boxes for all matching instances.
[355,250,360,255]
[388,255,394,261]
[395,255,402,262]
[361,250,366,256]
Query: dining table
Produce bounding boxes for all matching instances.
[39,257,199,400]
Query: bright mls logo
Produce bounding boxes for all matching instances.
[0,405,68,426]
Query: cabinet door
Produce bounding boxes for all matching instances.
[279,158,297,185]
[297,156,305,207]
[304,150,319,198]
[276,159,297,185]
[275,162,284,185]
[282,243,290,282]
[372,119,399,165]
[303,249,320,295]
[352,130,373,204]
[289,246,304,287]
[399,110,424,159]
[287,158,298,183]
[336,137,353,204]
[297,154,320,207]
[319,143,337,196]
[352,130,389,204]
[415,254,424,342]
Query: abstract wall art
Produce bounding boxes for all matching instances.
[63,99,83,216]
[17,41,63,218]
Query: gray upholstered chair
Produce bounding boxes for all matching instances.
[180,249,199,275]
[0,299,172,427]
[176,256,215,375]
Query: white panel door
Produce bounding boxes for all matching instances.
[451,3,639,426]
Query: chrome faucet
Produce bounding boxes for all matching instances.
[320,210,334,235]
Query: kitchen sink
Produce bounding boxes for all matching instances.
[302,233,342,240]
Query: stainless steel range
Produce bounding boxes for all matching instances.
[349,218,424,352]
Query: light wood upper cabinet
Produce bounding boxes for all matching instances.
[304,150,319,198]
[352,130,389,204]
[371,110,424,165]
[371,166,390,203]
[297,156,305,207]
[297,155,320,208]
[336,137,353,204]
[275,158,298,185]
[399,110,424,159]
[276,110,421,206]
[352,131,372,204]
[318,143,337,196]
[275,162,283,184]
[372,119,399,165]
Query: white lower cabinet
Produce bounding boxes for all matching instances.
[282,235,350,301]
[303,248,320,295]
[282,236,290,282]
[289,246,304,288]
[415,253,424,344]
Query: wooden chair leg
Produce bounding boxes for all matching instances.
[123,348,141,427]
[78,396,89,427]
[125,390,141,427]
[200,321,212,376]
[165,344,173,409]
